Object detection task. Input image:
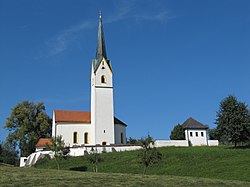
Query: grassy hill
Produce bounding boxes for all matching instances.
[35,146,250,182]
[1,165,250,187]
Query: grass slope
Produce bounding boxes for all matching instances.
[1,165,250,187]
[36,146,250,182]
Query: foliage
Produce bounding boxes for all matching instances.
[127,137,140,144]
[0,143,2,162]
[137,135,162,174]
[215,95,250,147]
[86,147,103,172]
[4,101,52,156]
[209,128,219,140]
[46,136,70,170]
[0,141,18,165]
[170,124,185,140]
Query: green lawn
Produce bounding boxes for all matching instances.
[1,165,250,187]
[35,146,250,182]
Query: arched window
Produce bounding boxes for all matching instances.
[101,75,106,83]
[84,132,89,144]
[73,132,78,144]
[121,133,124,144]
[102,141,107,145]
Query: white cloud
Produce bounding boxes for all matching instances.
[45,21,95,57]
[44,3,173,57]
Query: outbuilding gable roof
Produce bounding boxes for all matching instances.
[35,138,52,147]
[182,117,208,129]
[54,110,127,126]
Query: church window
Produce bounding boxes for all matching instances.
[104,130,106,133]
[73,132,78,144]
[121,133,124,144]
[201,132,204,137]
[196,132,198,137]
[102,141,107,145]
[101,75,106,83]
[84,132,89,144]
[190,132,193,137]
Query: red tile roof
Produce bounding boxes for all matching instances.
[54,110,126,126]
[35,138,52,147]
[54,110,91,123]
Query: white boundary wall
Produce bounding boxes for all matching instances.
[155,140,189,147]
[208,140,219,146]
[21,145,141,167]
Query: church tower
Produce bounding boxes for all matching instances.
[91,13,115,145]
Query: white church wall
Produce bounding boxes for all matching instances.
[52,112,56,137]
[154,140,189,147]
[94,88,115,145]
[185,129,208,146]
[91,58,115,145]
[55,123,92,147]
[114,124,126,144]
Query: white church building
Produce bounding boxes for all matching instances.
[51,14,127,147]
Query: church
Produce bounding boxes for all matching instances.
[51,14,127,147]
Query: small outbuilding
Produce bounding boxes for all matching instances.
[182,117,209,146]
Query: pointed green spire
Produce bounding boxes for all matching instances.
[96,11,107,61]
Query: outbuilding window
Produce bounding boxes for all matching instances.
[73,132,78,144]
[196,132,198,137]
[190,132,193,137]
[201,132,204,137]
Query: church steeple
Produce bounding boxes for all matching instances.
[96,11,107,62]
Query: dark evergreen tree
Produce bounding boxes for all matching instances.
[4,101,52,156]
[208,128,219,140]
[170,124,185,140]
[0,141,18,165]
[215,95,250,147]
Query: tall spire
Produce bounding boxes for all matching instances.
[96,11,107,61]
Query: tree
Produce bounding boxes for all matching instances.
[87,147,103,172]
[127,137,139,145]
[4,101,52,156]
[170,124,185,140]
[0,141,18,165]
[46,136,70,170]
[138,135,162,175]
[208,128,219,140]
[215,95,250,147]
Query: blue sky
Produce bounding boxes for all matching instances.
[1,0,250,142]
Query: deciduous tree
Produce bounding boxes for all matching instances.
[138,135,162,175]
[46,135,70,170]
[4,101,52,156]
[87,147,103,172]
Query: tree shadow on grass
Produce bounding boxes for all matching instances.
[226,145,250,149]
[69,166,88,172]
